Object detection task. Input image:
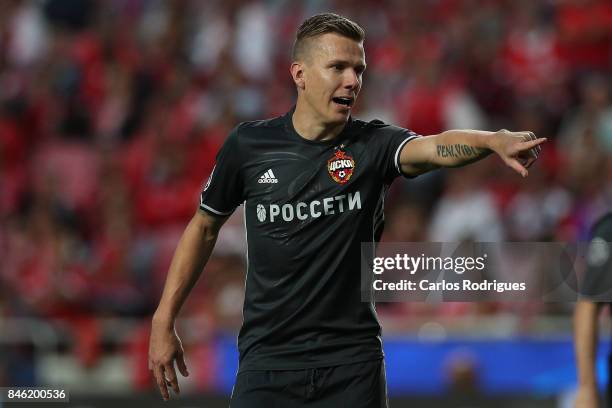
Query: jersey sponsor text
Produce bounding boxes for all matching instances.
[256,191,362,222]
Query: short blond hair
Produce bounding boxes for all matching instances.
[292,13,365,61]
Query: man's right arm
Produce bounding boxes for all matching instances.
[574,299,604,408]
[149,210,228,400]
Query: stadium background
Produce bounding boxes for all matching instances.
[0,0,611,406]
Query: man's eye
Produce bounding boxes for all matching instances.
[333,65,343,71]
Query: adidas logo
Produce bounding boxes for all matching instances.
[258,169,278,184]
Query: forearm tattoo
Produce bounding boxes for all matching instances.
[437,144,487,159]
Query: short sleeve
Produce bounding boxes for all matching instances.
[580,214,612,300]
[368,121,421,184]
[199,126,244,217]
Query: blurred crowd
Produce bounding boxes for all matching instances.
[0,0,611,390]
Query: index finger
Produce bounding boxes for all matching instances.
[518,137,547,151]
[527,132,542,155]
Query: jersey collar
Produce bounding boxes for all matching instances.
[283,105,353,147]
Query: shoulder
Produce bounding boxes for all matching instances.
[224,115,285,148]
[234,115,285,135]
[351,118,419,140]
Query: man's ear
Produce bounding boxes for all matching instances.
[290,62,305,90]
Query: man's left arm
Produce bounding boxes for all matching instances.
[574,299,604,408]
[399,129,546,178]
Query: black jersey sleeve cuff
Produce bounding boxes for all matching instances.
[394,135,421,178]
[199,202,235,217]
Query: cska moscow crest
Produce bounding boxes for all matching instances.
[327,149,355,185]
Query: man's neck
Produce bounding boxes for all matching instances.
[292,100,346,142]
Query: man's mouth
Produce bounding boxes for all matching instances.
[332,96,354,107]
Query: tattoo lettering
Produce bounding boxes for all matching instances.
[436,144,485,159]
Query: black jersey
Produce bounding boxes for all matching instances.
[199,108,420,371]
[580,213,612,301]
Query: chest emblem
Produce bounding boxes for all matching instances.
[327,149,355,185]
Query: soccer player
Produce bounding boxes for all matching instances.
[575,213,612,408]
[148,13,545,407]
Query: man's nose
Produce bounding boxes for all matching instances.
[343,69,360,90]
